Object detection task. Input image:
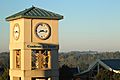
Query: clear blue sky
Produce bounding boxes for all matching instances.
[0,0,120,52]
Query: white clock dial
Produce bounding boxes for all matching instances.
[36,23,51,40]
[13,24,20,40]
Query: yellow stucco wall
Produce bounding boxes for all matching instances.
[9,18,59,50]
[9,18,59,80]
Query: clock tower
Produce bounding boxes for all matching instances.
[6,6,63,80]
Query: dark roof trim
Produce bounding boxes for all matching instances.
[6,15,63,21]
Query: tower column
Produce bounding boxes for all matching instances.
[21,49,31,70]
[10,76,20,80]
[10,76,14,80]
[10,50,15,69]
[51,50,59,80]
[21,77,31,80]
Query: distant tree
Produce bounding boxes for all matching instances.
[59,65,73,80]
[0,52,9,80]
[96,69,120,80]
[96,70,110,80]
[0,63,9,80]
[113,73,120,80]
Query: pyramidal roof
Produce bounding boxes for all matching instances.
[6,6,63,21]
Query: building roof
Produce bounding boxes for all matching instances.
[6,6,63,21]
[101,59,120,70]
[75,59,120,76]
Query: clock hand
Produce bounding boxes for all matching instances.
[39,30,47,33]
[39,30,44,33]
[45,30,47,33]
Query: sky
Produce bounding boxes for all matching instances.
[0,0,120,52]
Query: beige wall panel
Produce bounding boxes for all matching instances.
[32,19,58,45]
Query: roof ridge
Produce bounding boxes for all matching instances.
[23,6,35,15]
[36,7,62,17]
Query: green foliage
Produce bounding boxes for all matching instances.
[113,73,120,80]
[0,64,9,80]
[0,52,9,80]
[96,70,110,80]
[96,70,120,80]
[59,65,73,80]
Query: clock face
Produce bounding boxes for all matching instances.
[13,24,20,40]
[35,23,51,40]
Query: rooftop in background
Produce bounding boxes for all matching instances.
[101,59,120,70]
[75,59,120,76]
[6,6,63,21]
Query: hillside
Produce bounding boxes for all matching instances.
[59,51,120,71]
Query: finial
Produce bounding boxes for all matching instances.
[32,5,34,7]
